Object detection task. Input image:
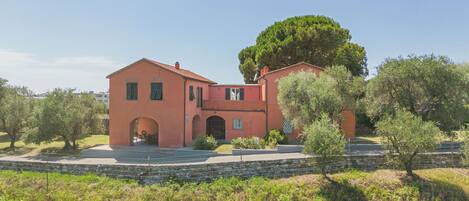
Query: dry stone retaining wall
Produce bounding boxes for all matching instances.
[0,152,463,184]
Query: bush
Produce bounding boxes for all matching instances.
[264,129,288,146]
[231,137,266,149]
[193,136,218,150]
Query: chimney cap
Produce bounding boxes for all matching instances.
[175,61,180,70]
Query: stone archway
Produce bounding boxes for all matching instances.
[206,116,225,140]
[130,117,159,146]
[192,115,202,140]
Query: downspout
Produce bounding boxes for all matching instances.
[262,77,269,135]
[183,79,187,147]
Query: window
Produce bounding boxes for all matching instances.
[233,119,243,130]
[150,82,163,100]
[196,87,203,107]
[189,86,195,101]
[225,88,244,101]
[126,82,138,100]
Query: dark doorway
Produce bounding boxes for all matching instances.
[206,116,225,140]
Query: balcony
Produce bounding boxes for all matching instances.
[203,100,265,111]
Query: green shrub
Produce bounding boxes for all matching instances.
[264,129,288,146]
[193,136,218,150]
[231,137,266,149]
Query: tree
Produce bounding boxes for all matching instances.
[0,86,33,150]
[27,89,102,149]
[303,114,346,177]
[366,55,469,132]
[277,66,364,129]
[376,110,440,178]
[238,15,367,83]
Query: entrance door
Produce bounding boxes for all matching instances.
[206,116,225,140]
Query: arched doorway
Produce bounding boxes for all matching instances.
[206,116,225,140]
[192,115,202,140]
[130,117,159,146]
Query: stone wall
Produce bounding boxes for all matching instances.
[0,152,464,184]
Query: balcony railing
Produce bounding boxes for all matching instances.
[203,100,265,111]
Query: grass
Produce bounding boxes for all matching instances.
[0,168,467,201]
[352,133,382,144]
[0,132,108,156]
[214,144,233,154]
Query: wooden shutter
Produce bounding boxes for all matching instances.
[239,88,244,100]
[225,88,230,100]
[126,83,132,100]
[189,86,194,101]
[151,83,163,100]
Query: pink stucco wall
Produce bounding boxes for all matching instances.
[108,60,355,148]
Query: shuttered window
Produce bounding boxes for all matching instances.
[126,83,138,100]
[225,88,244,101]
[233,119,243,130]
[150,82,163,100]
[196,87,203,107]
[189,86,195,101]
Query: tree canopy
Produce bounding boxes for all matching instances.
[27,89,104,149]
[376,110,440,177]
[366,55,469,132]
[238,15,367,83]
[277,65,364,129]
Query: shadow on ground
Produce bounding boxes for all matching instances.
[401,174,468,200]
[318,177,368,201]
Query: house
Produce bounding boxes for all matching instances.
[107,58,355,148]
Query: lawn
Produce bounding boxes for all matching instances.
[0,132,109,156]
[0,168,467,201]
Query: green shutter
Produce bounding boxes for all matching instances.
[151,83,163,100]
[127,83,138,100]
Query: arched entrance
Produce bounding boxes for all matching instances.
[192,115,202,140]
[206,116,225,140]
[130,117,159,146]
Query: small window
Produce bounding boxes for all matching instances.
[150,83,163,100]
[225,88,244,101]
[126,83,138,100]
[233,119,243,130]
[189,86,195,101]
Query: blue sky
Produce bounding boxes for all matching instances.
[0,0,468,93]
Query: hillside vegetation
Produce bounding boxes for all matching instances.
[0,168,467,201]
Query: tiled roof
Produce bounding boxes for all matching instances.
[256,62,324,80]
[106,58,217,84]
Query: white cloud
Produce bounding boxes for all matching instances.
[0,49,121,93]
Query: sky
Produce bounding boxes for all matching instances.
[0,0,468,93]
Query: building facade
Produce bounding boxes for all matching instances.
[107,58,355,148]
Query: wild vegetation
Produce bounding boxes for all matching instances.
[192,135,218,150]
[0,168,467,201]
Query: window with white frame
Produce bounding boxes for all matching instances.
[225,88,244,101]
[233,119,243,130]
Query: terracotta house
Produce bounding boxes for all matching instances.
[107,58,355,148]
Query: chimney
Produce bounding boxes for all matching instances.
[260,66,270,76]
[175,61,180,70]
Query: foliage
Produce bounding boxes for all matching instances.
[376,110,440,177]
[238,15,367,83]
[264,129,288,146]
[366,55,469,132]
[0,83,33,150]
[462,127,469,165]
[231,137,266,149]
[2,168,466,200]
[277,66,364,129]
[303,114,346,176]
[26,89,104,150]
[193,135,218,150]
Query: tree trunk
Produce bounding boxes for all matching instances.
[405,161,414,178]
[63,140,72,150]
[9,134,16,150]
[72,140,78,149]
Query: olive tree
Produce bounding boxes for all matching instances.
[27,89,102,149]
[366,55,469,132]
[0,84,33,150]
[277,65,364,129]
[303,114,346,177]
[376,110,440,178]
